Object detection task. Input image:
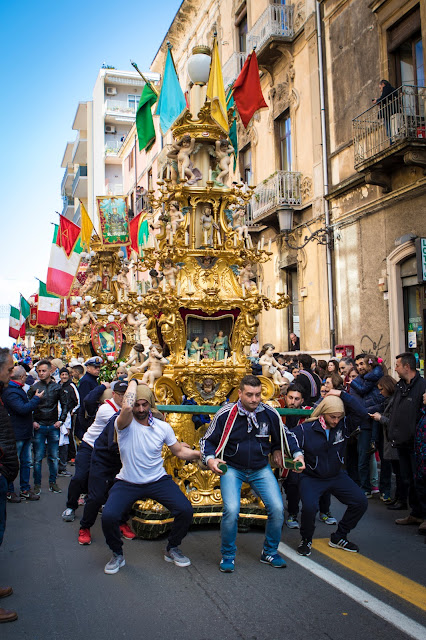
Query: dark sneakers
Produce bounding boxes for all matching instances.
[329,532,359,552]
[297,539,312,556]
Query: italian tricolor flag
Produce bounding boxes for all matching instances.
[38,281,61,326]
[46,224,82,297]
[9,306,20,339]
[19,295,31,338]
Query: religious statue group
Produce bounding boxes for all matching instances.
[186,330,229,361]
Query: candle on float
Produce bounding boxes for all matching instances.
[261,237,265,249]
[268,239,272,252]
[167,164,171,180]
[224,352,228,365]
[196,350,200,363]
[242,283,246,298]
[177,281,181,296]
[233,234,237,247]
[217,232,222,246]
[187,277,192,293]
[185,231,189,246]
[209,168,212,181]
[233,352,236,365]
[162,279,166,292]
[257,240,260,251]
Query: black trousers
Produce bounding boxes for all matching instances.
[299,470,368,542]
[66,441,92,510]
[80,461,129,530]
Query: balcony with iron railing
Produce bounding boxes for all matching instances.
[247,4,294,63]
[104,99,137,118]
[353,85,426,173]
[72,165,88,198]
[250,171,302,223]
[222,52,248,90]
[136,194,151,214]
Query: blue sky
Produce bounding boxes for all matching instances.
[0,0,182,343]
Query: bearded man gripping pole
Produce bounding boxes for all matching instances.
[101,379,201,574]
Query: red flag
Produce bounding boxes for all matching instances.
[57,215,81,257]
[129,212,142,254]
[233,51,268,128]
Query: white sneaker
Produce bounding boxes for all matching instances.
[164,547,191,567]
[62,508,75,522]
[104,553,125,574]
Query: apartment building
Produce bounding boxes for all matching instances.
[60,67,159,228]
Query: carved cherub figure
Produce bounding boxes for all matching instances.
[117,267,131,292]
[166,202,185,242]
[173,134,196,182]
[232,205,252,247]
[196,377,220,400]
[161,259,179,288]
[200,205,219,246]
[139,344,169,388]
[80,268,98,296]
[239,262,256,287]
[215,139,232,185]
[75,305,97,333]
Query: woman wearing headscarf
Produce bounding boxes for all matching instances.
[291,390,368,557]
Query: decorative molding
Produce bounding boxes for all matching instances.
[301,176,313,202]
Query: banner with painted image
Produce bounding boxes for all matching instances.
[97,196,130,247]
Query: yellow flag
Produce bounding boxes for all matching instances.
[206,40,229,133]
[80,201,93,250]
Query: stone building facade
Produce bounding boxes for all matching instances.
[121,0,425,370]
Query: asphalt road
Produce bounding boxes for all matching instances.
[1,470,425,640]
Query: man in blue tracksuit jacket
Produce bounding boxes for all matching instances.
[292,389,369,557]
[200,374,305,572]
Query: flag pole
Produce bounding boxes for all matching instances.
[130,61,160,97]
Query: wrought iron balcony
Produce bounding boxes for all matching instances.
[251,171,301,221]
[247,4,294,57]
[222,52,247,90]
[353,85,426,170]
[136,194,150,214]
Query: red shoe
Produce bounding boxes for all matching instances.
[120,523,136,540]
[78,528,91,545]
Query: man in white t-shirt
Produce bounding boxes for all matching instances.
[101,380,201,575]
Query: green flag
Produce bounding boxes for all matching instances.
[136,83,158,152]
[227,88,238,171]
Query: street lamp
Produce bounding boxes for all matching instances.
[187,46,211,85]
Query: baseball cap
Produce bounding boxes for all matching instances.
[113,381,128,394]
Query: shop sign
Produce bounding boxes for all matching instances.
[416,238,426,282]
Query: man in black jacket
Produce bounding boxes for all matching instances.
[297,354,322,406]
[388,352,426,527]
[2,365,43,501]
[0,347,19,623]
[27,359,68,494]
[74,356,103,440]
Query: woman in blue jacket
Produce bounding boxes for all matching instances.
[292,390,369,557]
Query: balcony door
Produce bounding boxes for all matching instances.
[277,112,292,171]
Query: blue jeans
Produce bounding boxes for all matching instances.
[8,438,32,493]
[220,464,284,559]
[0,474,7,546]
[33,425,60,485]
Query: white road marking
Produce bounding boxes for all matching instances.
[278,542,426,640]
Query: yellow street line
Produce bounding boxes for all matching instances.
[312,538,426,612]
